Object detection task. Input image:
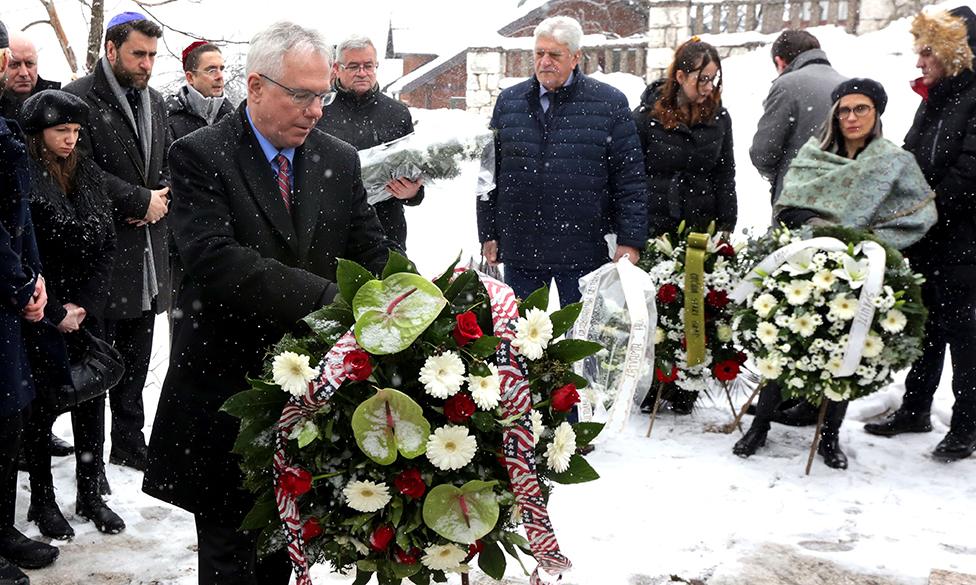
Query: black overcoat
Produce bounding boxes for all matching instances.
[143,103,394,522]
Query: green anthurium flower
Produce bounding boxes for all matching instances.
[422,480,499,544]
[352,273,447,355]
[352,388,431,465]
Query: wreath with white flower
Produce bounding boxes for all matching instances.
[224,253,603,585]
[732,225,926,405]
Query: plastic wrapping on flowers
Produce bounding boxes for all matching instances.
[637,224,748,394]
[222,252,604,585]
[731,225,927,404]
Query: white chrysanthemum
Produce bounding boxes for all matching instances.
[788,377,805,389]
[828,294,858,320]
[468,364,501,410]
[343,480,392,513]
[788,313,822,337]
[544,422,576,473]
[512,308,554,360]
[812,270,837,290]
[425,425,478,470]
[716,323,733,342]
[752,293,778,318]
[530,410,544,446]
[785,280,813,306]
[272,351,317,397]
[756,322,780,346]
[880,309,907,333]
[421,543,467,571]
[824,387,850,402]
[419,351,466,399]
[862,333,884,358]
[826,356,845,376]
[757,357,783,379]
[654,327,666,344]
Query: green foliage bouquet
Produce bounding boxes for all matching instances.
[223,253,602,585]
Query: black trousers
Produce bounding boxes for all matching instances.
[195,515,291,585]
[754,382,847,437]
[104,310,156,452]
[0,407,27,529]
[23,394,105,499]
[902,278,976,437]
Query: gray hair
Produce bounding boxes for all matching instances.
[818,100,883,154]
[246,21,332,78]
[533,16,583,53]
[335,34,375,63]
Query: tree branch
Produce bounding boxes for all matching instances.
[135,3,249,44]
[21,20,51,31]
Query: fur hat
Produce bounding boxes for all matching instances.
[20,90,90,134]
[831,78,888,115]
[911,9,974,77]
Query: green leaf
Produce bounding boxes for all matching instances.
[422,481,499,544]
[392,560,422,579]
[499,537,530,575]
[239,491,277,530]
[338,258,376,305]
[470,411,496,433]
[221,387,287,420]
[297,421,319,448]
[409,572,431,585]
[573,422,604,447]
[383,250,419,278]
[519,286,549,316]
[353,273,447,355]
[232,416,275,455]
[433,253,462,291]
[352,570,373,585]
[478,540,507,580]
[390,497,404,527]
[565,372,590,390]
[302,304,354,333]
[467,335,501,358]
[549,302,583,338]
[352,388,431,465]
[443,269,477,303]
[546,339,603,363]
[548,454,600,484]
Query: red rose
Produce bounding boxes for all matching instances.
[551,383,580,413]
[394,546,422,565]
[713,359,740,382]
[657,283,679,304]
[716,241,735,257]
[464,540,484,562]
[656,366,679,383]
[735,351,748,365]
[393,468,426,500]
[342,350,373,381]
[279,466,313,497]
[444,392,477,423]
[452,311,484,347]
[301,517,322,541]
[369,525,396,552]
[705,289,730,309]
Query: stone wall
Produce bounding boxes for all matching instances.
[466,50,504,117]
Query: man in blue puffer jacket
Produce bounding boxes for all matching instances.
[477,15,648,304]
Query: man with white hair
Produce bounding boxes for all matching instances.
[0,32,61,121]
[143,22,394,584]
[477,15,647,305]
[316,34,422,251]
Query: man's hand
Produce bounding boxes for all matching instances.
[22,275,47,322]
[144,186,170,223]
[385,177,423,201]
[613,244,640,264]
[57,303,87,333]
[482,240,498,266]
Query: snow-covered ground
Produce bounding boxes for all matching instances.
[10,2,976,584]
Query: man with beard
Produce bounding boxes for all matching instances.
[0,33,62,121]
[63,12,171,474]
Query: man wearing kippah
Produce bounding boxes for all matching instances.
[166,40,232,141]
[63,11,172,474]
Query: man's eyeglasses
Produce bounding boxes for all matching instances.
[835,104,874,119]
[259,73,336,108]
[193,65,225,77]
[338,62,377,73]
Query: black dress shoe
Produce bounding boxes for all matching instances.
[817,435,849,469]
[933,431,976,462]
[0,526,59,569]
[863,408,932,436]
[76,497,125,535]
[49,433,74,457]
[109,445,147,471]
[0,556,29,585]
[733,421,769,458]
[28,489,74,540]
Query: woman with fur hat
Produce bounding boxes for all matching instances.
[733,78,937,469]
[19,89,126,537]
[863,8,976,462]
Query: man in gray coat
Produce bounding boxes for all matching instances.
[750,30,846,204]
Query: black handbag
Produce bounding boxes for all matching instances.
[50,328,125,413]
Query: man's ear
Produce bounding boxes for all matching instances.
[246,72,263,102]
[106,40,118,65]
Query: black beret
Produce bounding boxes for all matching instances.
[0,20,8,50]
[830,78,888,115]
[20,90,90,134]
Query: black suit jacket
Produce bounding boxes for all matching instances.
[63,64,171,318]
[143,103,394,521]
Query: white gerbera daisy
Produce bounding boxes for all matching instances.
[512,308,553,360]
[784,279,813,306]
[862,333,884,358]
[812,270,837,290]
[825,356,845,376]
[421,543,467,571]
[419,351,466,399]
[425,425,477,470]
[828,294,858,321]
[756,356,783,379]
[752,293,778,318]
[787,313,822,337]
[343,480,392,513]
[530,410,544,446]
[544,422,576,473]
[880,309,907,333]
[756,322,780,346]
[272,351,317,397]
[468,364,501,410]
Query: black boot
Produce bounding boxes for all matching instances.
[0,526,59,569]
[109,444,147,472]
[733,420,769,457]
[667,388,698,415]
[863,407,932,436]
[933,430,976,462]
[75,494,125,535]
[772,400,819,427]
[27,486,74,540]
[818,401,849,469]
[0,556,29,585]
[49,433,74,457]
[98,467,111,496]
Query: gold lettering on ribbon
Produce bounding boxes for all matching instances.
[684,233,709,367]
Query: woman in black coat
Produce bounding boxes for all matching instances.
[20,90,124,538]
